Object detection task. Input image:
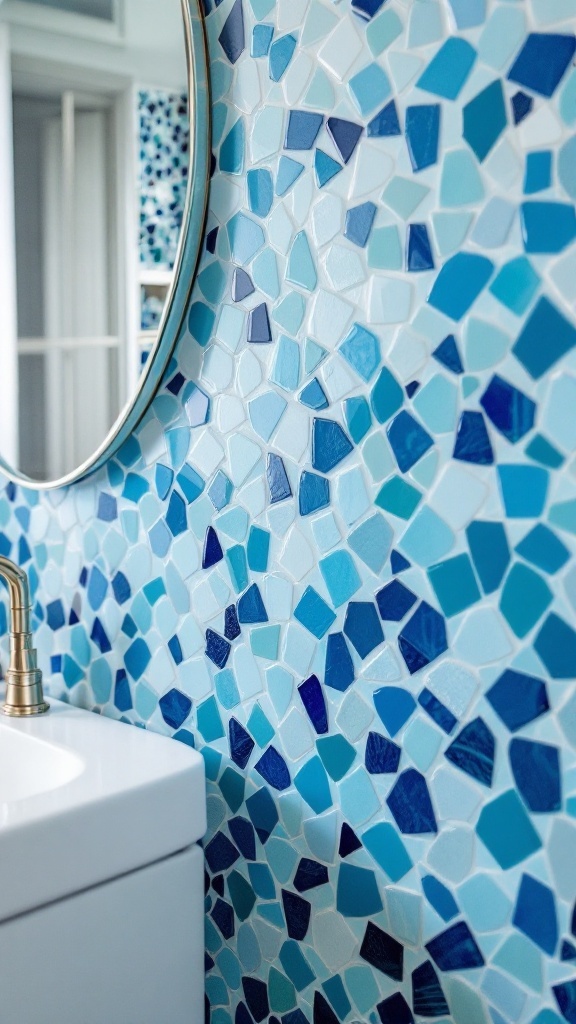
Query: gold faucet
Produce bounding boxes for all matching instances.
[0,556,49,716]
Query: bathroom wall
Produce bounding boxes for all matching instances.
[2,0,576,1021]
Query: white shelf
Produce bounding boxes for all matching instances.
[139,269,173,288]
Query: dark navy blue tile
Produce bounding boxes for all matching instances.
[387,411,433,472]
[405,104,440,171]
[387,768,437,834]
[365,731,401,774]
[339,822,362,857]
[166,371,185,396]
[325,632,355,691]
[561,940,576,962]
[238,584,268,623]
[513,873,558,955]
[246,787,279,843]
[211,898,235,939]
[229,717,255,769]
[480,375,536,443]
[345,202,377,247]
[299,471,330,515]
[92,618,112,654]
[326,116,363,164]
[407,223,434,271]
[553,980,576,1023]
[508,33,576,97]
[405,380,420,398]
[298,674,328,734]
[267,453,292,503]
[228,816,257,861]
[168,634,183,665]
[351,0,386,18]
[206,628,231,668]
[282,889,311,940]
[486,668,549,732]
[509,737,561,812]
[367,99,401,137]
[112,570,131,605]
[511,90,533,124]
[206,225,218,253]
[418,688,457,734]
[218,0,245,63]
[426,921,484,971]
[203,526,224,568]
[433,334,463,374]
[360,921,404,981]
[313,992,339,1024]
[445,717,495,786]
[248,302,272,342]
[114,669,132,713]
[255,745,291,790]
[312,418,354,472]
[225,603,241,640]
[376,579,417,621]
[453,411,494,464]
[398,602,448,674]
[242,977,269,1022]
[412,960,449,1016]
[159,688,191,729]
[376,993,413,1024]
[343,601,384,658]
[294,858,329,892]
[285,110,324,149]
[232,267,254,301]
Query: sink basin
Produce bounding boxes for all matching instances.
[0,695,206,923]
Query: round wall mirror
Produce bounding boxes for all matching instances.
[0,0,209,488]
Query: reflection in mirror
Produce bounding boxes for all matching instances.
[0,0,189,481]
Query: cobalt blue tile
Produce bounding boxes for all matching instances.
[426,921,484,971]
[453,411,494,465]
[46,598,65,631]
[159,688,191,729]
[312,418,353,473]
[351,0,386,18]
[114,669,132,713]
[365,731,401,774]
[445,718,495,787]
[387,410,433,472]
[203,526,224,568]
[267,453,292,503]
[480,375,536,443]
[433,334,463,375]
[298,674,328,734]
[229,718,255,769]
[367,99,401,137]
[428,252,494,321]
[412,961,449,1017]
[508,33,576,98]
[325,632,355,691]
[345,202,377,247]
[521,201,576,254]
[269,33,297,82]
[232,267,254,301]
[92,617,112,654]
[246,787,279,844]
[387,769,437,834]
[360,921,404,981]
[466,521,510,594]
[218,0,245,63]
[337,863,383,917]
[554,981,576,1024]
[486,668,549,732]
[422,875,459,923]
[511,90,533,124]
[205,831,240,873]
[405,105,440,172]
[248,302,272,343]
[376,993,413,1024]
[524,150,552,194]
[463,80,507,162]
[299,378,328,411]
[254,746,291,791]
[509,737,561,813]
[282,889,311,940]
[167,634,183,665]
[206,628,231,668]
[407,223,434,271]
[418,688,457,734]
[343,601,384,658]
[376,580,417,621]
[513,873,558,955]
[238,584,268,623]
[326,117,363,164]
[211,898,235,939]
[339,822,362,857]
[293,858,329,893]
[285,111,324,150]
[398,602,448,674]
[391,550,411,574]
[166,494,189,535]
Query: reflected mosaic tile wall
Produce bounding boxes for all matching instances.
[3,0,576,1021]
[138,88,189,271]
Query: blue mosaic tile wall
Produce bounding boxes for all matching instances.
[3,0,576,1021]
[139,87,189,272]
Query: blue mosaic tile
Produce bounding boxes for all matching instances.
[508,33,576,98]
[326,117,362,165]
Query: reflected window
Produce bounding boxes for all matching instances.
[18,0,116,20]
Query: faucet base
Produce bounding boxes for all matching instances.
[2,701,50,717]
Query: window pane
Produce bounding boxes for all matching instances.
[19,0,115,21]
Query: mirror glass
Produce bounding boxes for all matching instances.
[0,0,191,483]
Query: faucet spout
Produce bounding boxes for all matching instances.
[0,556,49,716]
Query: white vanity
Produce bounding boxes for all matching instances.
[0,698,206,1024]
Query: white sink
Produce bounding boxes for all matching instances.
[0,695,206,923]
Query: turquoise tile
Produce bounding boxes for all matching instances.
[319,550,362,608]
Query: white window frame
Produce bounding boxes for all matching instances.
[1,0,125,45]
